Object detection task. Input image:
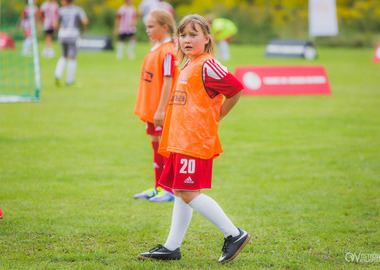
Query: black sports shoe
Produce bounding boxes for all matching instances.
[218,228,251,264]
[138,244,181,261]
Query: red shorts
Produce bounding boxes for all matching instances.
[158,153,213,191]
[145,122,163,136]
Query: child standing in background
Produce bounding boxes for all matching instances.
[54,0,88,86]
[207,16,237,61]
[115,0,137,60]
[40,0,59,59]
[134,9,178,202]
[19,0,38,56]
[138,14,250,264]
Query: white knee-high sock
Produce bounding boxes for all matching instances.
[22,37,32,55]
[55,57,66,79]
[117,42,124,59]
[127,40,136,55]
[189,194,239,238]
[164,196,193,251]
[66,59,77,84]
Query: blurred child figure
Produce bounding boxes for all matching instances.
[138,0,159,25]
[54,0,88,86]
[19,0,38,56]
[139,0,174,25]
[115,0,137,60]
[134,9,178,202]
[207,16,237,61]
[40,0,59,58]
[138,14,250,264]
[156,0,174,17]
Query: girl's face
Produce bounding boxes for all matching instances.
[179,22,210,60]
[145,15,168,43]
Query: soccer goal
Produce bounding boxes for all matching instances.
[0,0,41,103]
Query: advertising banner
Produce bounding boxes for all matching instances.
[309,0,339,37]
[235,66,331,96]
[265,39,317,60]
[0,33,15,49]
[77,35,114,51]
[373,42,380,63]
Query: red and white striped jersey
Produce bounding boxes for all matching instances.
[182,58,243,98]
[117,4,137,34]
[151,38,175,77]
[40,1,59,30]
[21,5,38,36]
[163,53,175,77]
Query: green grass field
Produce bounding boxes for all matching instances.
[1,43,379,269]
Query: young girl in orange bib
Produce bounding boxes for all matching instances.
[134,9,178,202]
[138,14,250,264]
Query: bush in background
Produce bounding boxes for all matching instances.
[3,0,380,47]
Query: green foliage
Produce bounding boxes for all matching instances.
[4,0,380,46]
[198,3,278,44]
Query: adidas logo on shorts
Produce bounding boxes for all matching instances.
[184,177,194,184]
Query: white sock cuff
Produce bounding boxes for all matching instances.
[188,193,206,209]
[175,195,187,205]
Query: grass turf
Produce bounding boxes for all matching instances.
[0,43,379,269]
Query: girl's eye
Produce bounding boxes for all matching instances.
[180,34,185,37]
[190,34,196,37]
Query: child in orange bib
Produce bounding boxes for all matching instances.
[138,14,251,264]
[134,9,178,202]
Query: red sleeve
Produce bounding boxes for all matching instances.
[203,59,244,98]
[162,53,175,77]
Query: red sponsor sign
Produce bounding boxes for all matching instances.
[235,65,331,96]
[373,42,380,63]
[0,32,15,50]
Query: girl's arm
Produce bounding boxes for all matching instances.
[219,91,242,121]
[154,76,173,127]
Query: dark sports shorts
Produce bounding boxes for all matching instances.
[159,153,213,191]
[44,29,55,36]
[118,33,135,42]
[61,41,77,59]
[145,122,163,136]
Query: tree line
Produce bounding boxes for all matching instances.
[6,0,380,46]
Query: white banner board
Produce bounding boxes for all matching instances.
[309,0,339,37]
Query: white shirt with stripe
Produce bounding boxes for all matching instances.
[40,1,59,30]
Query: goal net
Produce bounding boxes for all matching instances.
[0,0,41,103]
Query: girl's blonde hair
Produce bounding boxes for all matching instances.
[176,14,214,64]
[148,9,176,42]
